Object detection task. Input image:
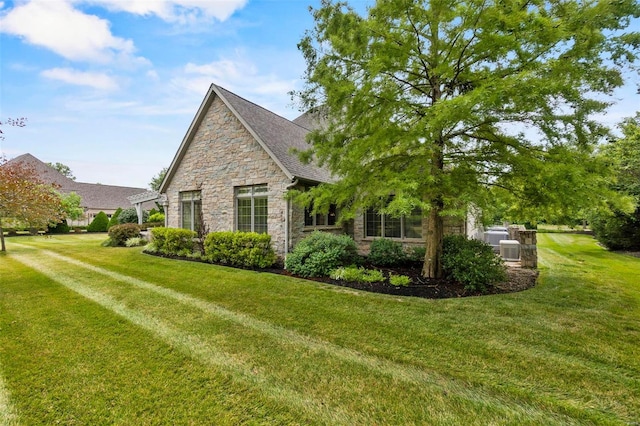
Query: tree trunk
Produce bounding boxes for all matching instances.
[0,216,5,252]
[422,202,444,278]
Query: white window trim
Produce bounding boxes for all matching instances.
[235,184,268,233]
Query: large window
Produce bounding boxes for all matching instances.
[304,204,337,227]
[365,207,422,239]
[180,191,202,231]
[236,185,268,233]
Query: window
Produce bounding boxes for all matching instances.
[236,185,268,233]
[304,204,337,227]
[365,207,422,239]
[180,191,202,231]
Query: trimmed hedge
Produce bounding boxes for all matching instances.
[108,223,141,246]
[150,227,196,255]
[204,231,277,269]
[285,231,359,277]
[87,211,109,232]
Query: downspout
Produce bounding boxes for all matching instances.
[284,179,299,255]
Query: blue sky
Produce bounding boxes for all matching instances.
[1,0,638,189]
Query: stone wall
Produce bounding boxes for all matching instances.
[507,225,538,268]
[164,95,293,256]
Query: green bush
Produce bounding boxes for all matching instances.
[285,231,359,277]
[148,212,165,223]
[150,227,196,255]
[389,274,411,286]
[48,220,70,234]
[330,266,385,283]
[442,235,506,292]
[591,208,640,251]
[125,237,146,247]
[204,231,277,269]
[118,207,148,224]
[407,246,426,263]
[107,207,122,229]
[87,211,109,232]
[108,223,141,246]
[368,238,406,266]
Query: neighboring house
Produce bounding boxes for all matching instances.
[160,84,479,256]
[5,153,156,226]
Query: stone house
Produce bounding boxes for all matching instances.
[160,84,480,257]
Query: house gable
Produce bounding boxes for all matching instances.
[162,90,294,252]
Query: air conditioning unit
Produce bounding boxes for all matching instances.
[499,240,520,261]
[484,229,509,252]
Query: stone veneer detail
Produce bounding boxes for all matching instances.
[165,95,293,255]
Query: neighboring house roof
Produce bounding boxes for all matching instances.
[161,84,332,192]
[5,153,156,211]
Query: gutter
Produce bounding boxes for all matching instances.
[284,179,299,255]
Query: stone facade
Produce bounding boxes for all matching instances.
[165,95,293,255]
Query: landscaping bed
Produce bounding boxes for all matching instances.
[148,251,538,299]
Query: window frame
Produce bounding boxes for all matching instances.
[235,184,268,234]
[180,190,202,231]
[364,207,423,240]
[304,203,338,228]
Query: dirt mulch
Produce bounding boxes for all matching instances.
[268,263,538,299]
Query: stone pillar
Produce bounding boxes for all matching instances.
[519,230,537,268]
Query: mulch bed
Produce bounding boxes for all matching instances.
[148,251,539,299]
[266,263,539,299]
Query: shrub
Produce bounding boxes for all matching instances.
[118,207,148,224]
[87,211,109,232]
[286,232,359,277]
[389,274,412,287]
[125,237,146,247]
[148,212,165,223]
[368,238,406,266]
[330,266,385,283]
[590,208,640,251]
[150,227,196,255]
[107,207,123,229]
[442,235,506,292]
[108,223,141,246]
[204,231,277,269]
[407,246,426,263]
[101,238,118,247]
[48,219,70,234]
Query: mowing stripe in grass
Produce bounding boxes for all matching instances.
[12,246,578,423]
[10,253,358,426]
[0,364,18,426]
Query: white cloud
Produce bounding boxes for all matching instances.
[83,0,248,23]
[172,55,299,118]
[41,67,119,90]
[0,0,144,64]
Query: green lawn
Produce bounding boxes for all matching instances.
[0,233,638,425]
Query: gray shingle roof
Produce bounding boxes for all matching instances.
[216,86,332,183]
[5,153,156,211]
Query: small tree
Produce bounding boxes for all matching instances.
[47,162,76,180]
[107,207,123,229]
[87,211,109,232]
[0,157,64,251]
[149,167,168,192]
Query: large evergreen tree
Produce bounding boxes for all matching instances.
[294,0,640,277]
